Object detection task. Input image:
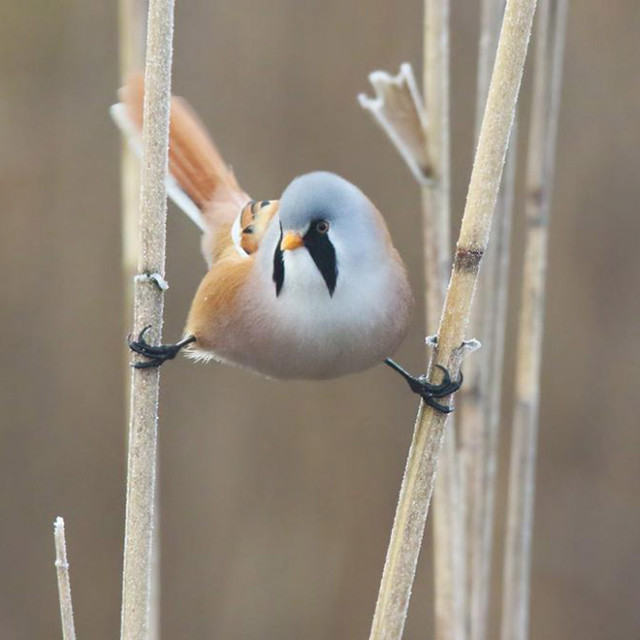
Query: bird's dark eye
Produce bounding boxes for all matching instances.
[315,220,330,234]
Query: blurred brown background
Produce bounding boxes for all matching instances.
[1,1,639,638]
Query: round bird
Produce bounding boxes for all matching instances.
[113,76,461,412]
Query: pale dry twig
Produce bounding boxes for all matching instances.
[359,2,466,634]
[366,1,538,637]
[53,517,77,640]
[120,0,175,638]
[421,3,467,640]
[500,1,568,638]
[458,2,519,638]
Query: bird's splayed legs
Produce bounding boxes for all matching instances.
[384,358,463,413]
[128,326,196,369]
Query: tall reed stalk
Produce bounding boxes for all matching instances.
[421,3,468,640]
[118,0,146,326]
[466,126,517,640]
[117,2,163,639]
[459,1,518,638]
[120,0,175,637]
[500,1,567,638]
[367,1,538,637]
[358,1,464,629]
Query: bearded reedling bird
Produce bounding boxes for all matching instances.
[112,76,461,412]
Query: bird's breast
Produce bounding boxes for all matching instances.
[218,248,413,380]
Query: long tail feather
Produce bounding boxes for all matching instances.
[114,74,250,230]
[111,102,206,230]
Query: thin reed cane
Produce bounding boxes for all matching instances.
[357,5,464,629]
[422,2,467,639]
[368,2,538,637]
[120,0,175,637]
[53,517,77,640]
[500,1,568,638]
[117,3,164,640]
[458,2,518,638]
[468,121,517,640]
[118,0,146,326]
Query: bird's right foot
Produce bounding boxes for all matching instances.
[128,326,196,369]
[384,358,463,414]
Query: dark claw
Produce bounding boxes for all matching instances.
[424,396,454,414]
[132,357,164,369]
[434,364,451,388]
[384,358,463,415]
[127,326,196,369]
[413,364,453,395]
[126,324,151,346]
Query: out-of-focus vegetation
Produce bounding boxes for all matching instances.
[0,1,639,638]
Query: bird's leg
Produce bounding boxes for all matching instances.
[128,326,196,369]
[384,358,463,414]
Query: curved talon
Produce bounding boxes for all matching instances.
[424,396,454,414]
[434,364,451,388]
[127,326,196,369]
[413,365,460,397]
[414,364,452,395]
[132,357,164,369]
[384,357,463,415]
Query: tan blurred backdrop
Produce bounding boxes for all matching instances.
[1,1,639,638]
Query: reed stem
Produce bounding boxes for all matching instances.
[53,517,77,640]
[458,2,518,638]
[422,2,467,639]
[500,1,567,638]
[368,2,538,637]
[120,0,175,637]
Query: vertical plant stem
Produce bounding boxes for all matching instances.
[421,0,451,312]
[119,0,146,327]
[117,3,162,640]
[54,517,77,640]
[458,2,518,639]
[369,1,537,638]
[469,117,517,640]
[500,1,567,639]
[421,2,467,639]
[458,0,503,454]
[120,0,175,638]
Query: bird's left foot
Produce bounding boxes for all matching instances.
[128,326,196,369]
[384,358,463,414]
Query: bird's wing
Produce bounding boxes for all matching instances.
[111,73,250,235]
[234,199,279,256]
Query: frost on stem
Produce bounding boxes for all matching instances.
[358,64,433,185]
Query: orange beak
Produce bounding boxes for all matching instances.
[280,232,304,251]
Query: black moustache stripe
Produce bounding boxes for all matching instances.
[272,221,338,297]
[304,223,338,296]
[273,226,285,296]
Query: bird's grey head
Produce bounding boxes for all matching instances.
[278,172,385,259]
[271,172,387,297]
[278,172,372,230]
